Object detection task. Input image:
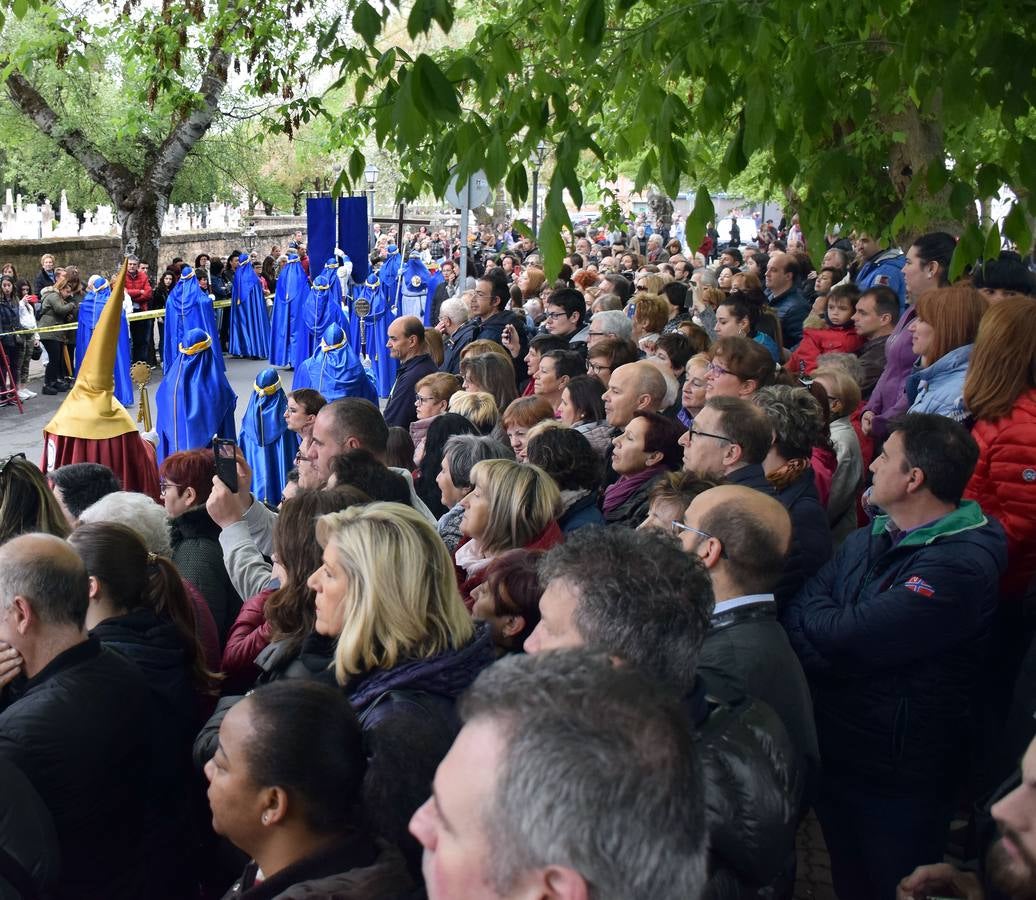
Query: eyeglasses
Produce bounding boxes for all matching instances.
[671,521,728,558]
[159,479,179,495]
[688,428,732,443]
[587,362,611,375]
[544,311,569,320]
[587,331,608,338]
[415,395,438,404]
[706,361,734,377]
[0,452,26,480]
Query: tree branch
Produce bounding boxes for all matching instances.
[3,68,137,199]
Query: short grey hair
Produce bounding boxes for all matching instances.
[753,385,826,461]
[461,650,708,899]
[78,491,173,556]
[443,435,513,490]
[439,298,469,324]
[0,534,88,627]
[693,267,719,288]
[538,527,713,691]
[815,351,865,386]
[591,309,633,340]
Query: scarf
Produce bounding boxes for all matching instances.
[766,458,810,493]
[603,466,661,515]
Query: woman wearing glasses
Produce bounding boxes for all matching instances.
[409,372,461,463]
[586,336,639,389]
[705,336,777,400]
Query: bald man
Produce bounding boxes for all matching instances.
[383,314,438,428]
[602,361,668,430]
[0,534,181,898]
[678,485,819,803]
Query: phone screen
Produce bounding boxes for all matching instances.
[214,438,238,493]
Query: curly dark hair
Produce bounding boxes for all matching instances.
[526,427,601,492]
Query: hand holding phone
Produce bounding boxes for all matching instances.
[214,437,239,493]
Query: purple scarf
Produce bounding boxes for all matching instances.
[603,466,662,515]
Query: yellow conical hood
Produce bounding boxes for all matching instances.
[45,258,137,439]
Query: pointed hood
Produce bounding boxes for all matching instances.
[46,259,136,440]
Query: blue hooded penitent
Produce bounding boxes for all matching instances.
[399,252,432,323]
[75,275,134,407]
[163,266,224,374]
[155,327,237,463]
[292,273,348,371]
[230,252,271,359]
[426,263,444,323]
[379,244,402,313]
[269,252,309,367]
[239,367,297,506]
[348,270,396,398]
[323,257,345,311]
[293,323,378,404]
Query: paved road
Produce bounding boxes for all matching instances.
[0,357,286,464]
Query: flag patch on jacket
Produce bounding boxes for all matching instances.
[903,576,935,597]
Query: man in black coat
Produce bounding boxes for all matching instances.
[680,484,820,807]
[526,526,805,899]
[0,534,181,900]
[382,315,438,429]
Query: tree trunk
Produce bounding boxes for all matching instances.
[118,195,167,274]
[292,190,303,215]
[492,184,508,229]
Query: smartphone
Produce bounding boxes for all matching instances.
[213,437,239,493]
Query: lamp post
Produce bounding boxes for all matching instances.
[241,222,258,255]
[364,164,378,251]
[531,140,547,240]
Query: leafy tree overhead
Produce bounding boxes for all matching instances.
[312,0,1036,275]
[0,0,321,270]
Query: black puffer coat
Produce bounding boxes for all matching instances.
[685,679,805,900]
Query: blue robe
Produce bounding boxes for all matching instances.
[427,268,444,324]
[292,323,379,403]
[399,253,432,323]
[348,273,397,398]
[75,277,134,407]
[379,246,402,314]
[239,367,297,506]
[230,253,271,359]
[163,267,223,374]
[269,253,309,367]
[322,257,345,312]
[155,327,237,463]
[292,273,349,371]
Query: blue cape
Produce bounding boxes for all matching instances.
[293,323,379,404]
[322,257,345,311]
[379,245,402,314]
[269,253,310,367]
[239,367,297,506]
[230,253,271,359]
[427,268,444,323]
[348,272,397,398]
[75,276,134,407]
[155,327,237,462]
[292,273,348,370]
[399,253,432,323]
[163,266,224,374]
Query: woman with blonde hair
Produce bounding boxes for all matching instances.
[631,292,670,354]
[454,458,563,606]
[905,285,988,422]
[410,371,461,461]
[448,389,500,436]
[309,501,494,868]
[963,296,1036,599]
[810,366,864,542]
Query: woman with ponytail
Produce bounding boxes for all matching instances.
[68,522,220,737]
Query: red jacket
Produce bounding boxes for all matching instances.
[964,389,1036,597]
[124,269,153,312]
[454,520,564,609]
[221,589,274,692]
[785,324,865,376]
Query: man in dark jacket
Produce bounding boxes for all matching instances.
[679,396,774,493]
[0,534,182,899]
[852,284,900,399]
[782,414,1008,900]
[471,269,523,347]
[382,315,437,429]
[682,484,820,808]
[436,297,477,375]
[765,251,810,348]
[527,526,805,899]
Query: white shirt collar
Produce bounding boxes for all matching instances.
[712,593,775,617]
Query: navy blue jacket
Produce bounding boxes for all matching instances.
[440,319,478,375]
[768,287,810,348]
[725,463,775,495]
[383,352,438,429]
[774,470,834,608]
[559,491,605,532]
[782,502,1006,791]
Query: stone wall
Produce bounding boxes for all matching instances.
[0,216,307,280]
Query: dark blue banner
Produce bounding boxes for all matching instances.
[305,196,336,280]
[338,196,370,285]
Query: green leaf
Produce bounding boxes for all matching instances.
[412,53,460,119]
[573,0,605,53]
[983,223,1002,263]
[407,0,432,39]
[353,2,382,46]
[348,148,364,186]
[505,163,529,206]
[949,223,983,282]
[948,181,972,219]
[484,133,508,184]
[12,0,27,19]
[925,161,948,195]
[686,185,714,244]
[539,208,566,279]
[1002,203,1032,254]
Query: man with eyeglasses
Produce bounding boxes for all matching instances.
[586,309,633,348]
[524,525,806,898]
[677,484,819,807]
[679,396,774,493]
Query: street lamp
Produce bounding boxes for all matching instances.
[364,164,378,250]
[241,221,258,255]
[531,140,547,240]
